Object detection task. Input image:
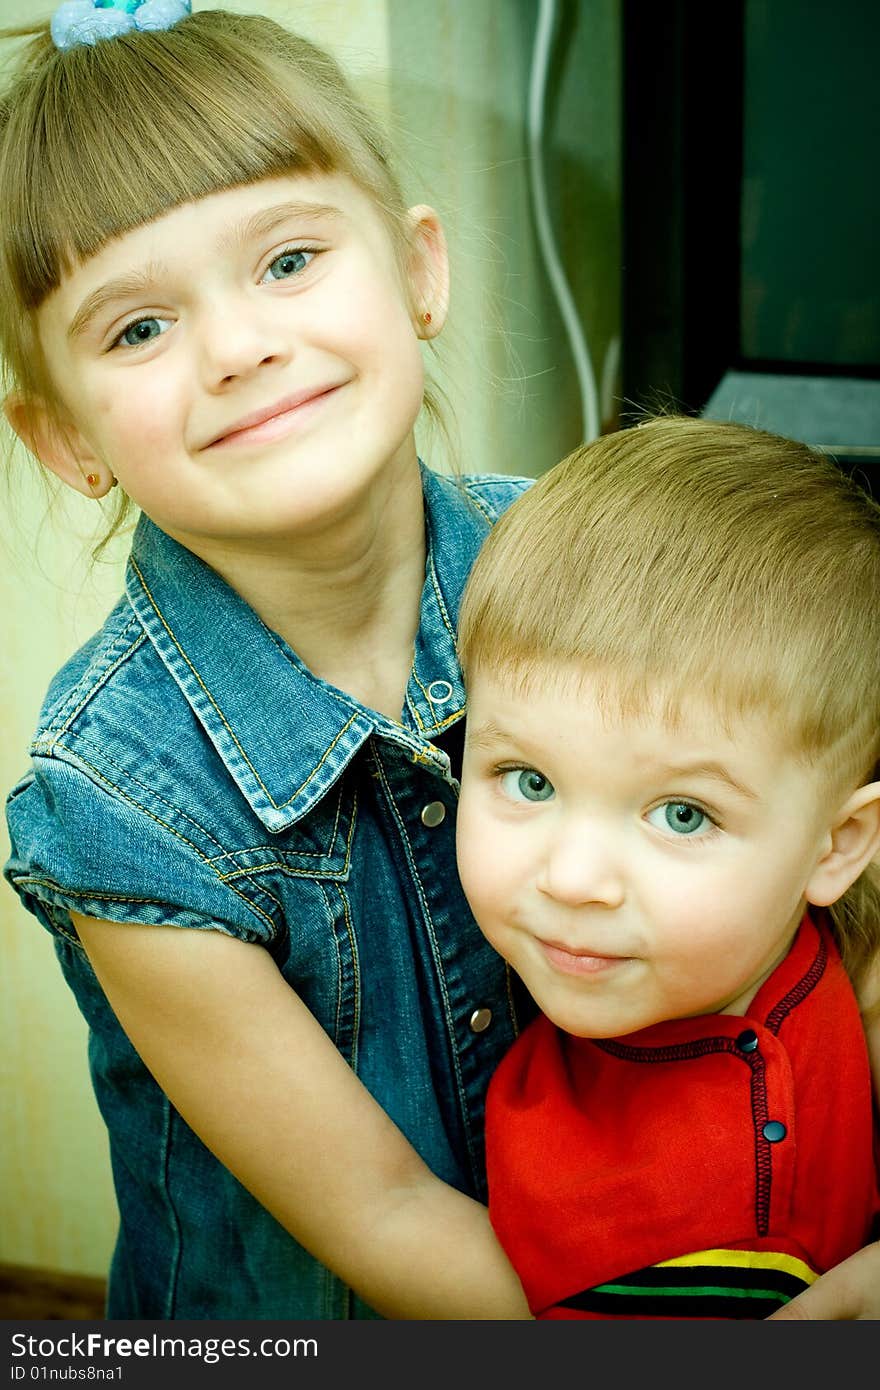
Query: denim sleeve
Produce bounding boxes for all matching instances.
[5,755,277,949]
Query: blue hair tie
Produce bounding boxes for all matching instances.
[51,0,192,51]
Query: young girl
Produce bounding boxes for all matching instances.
[1,3,529,1320]
[0,5,876,1321]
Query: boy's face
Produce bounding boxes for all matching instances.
[457,667,837,1038]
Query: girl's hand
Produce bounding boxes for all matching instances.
[767,1242,880,1319]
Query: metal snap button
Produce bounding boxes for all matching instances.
[427,679,454,704]
[736,1029,759,1053]
[421,801,447,827]
[762,1121,787,1143]
[469,1007,493,1033]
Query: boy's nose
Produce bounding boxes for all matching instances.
[536,828,625,909]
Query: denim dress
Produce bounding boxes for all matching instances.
[4,464,533,1319]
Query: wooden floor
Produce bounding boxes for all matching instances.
[0,1263,106,1321]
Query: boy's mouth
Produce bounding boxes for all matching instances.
[538,939,633,976]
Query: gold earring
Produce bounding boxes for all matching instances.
[86,473,100,487]
[422,310,432,325]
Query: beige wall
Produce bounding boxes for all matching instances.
[0,0,620,1280]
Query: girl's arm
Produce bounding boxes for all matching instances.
[72,912,531,1321]
[769,955,880,1320]
[767,1241,880,1320]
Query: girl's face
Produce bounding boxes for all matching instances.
[31,174,444,554]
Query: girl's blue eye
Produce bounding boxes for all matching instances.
[263,248,314,282]
[647,801,711,836]
[499,768,555,803]
[118,317,170,348]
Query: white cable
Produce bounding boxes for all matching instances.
[527,0,600,443]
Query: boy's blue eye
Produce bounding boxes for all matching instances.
[119,317,169,348]
[499,769,555,803]
[646,801,711,836]
[263,248,314,281]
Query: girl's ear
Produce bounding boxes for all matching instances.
[4,392,110,498]
[806,782,880,907]
[406,205,450,340]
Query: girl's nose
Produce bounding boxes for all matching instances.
[198,297,291,388]
[536,827,625,909]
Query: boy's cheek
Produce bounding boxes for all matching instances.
[455,792,492,909]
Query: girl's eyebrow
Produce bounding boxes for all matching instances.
[67,201,345,342]
[233,200,344,249]
[68,268,164,342]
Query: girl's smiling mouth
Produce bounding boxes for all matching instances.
[204,383,344,449]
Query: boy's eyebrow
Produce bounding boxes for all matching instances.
[654,759,759,801]
[67,201,345,342]
[465,721,516,751]
[467,722,760,800]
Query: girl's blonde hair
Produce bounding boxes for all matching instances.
[0,10,414,392]
[458,415,880,990]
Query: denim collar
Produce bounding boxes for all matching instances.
[125,464,489,831]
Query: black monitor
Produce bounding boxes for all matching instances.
[620,0,880,484]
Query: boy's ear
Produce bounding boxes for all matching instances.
[406,204,450,340]
[4,392,108,498]
[806,782,880,907]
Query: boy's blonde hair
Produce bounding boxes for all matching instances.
[458,415,880,987]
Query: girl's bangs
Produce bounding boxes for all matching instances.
[6,37,369,309]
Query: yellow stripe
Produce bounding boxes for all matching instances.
[657,1248,818,1285]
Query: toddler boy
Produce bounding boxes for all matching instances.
[456,416,880,1318]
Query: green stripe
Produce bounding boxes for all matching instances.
[600,1261,808,1296]
[595,1282,791,1302]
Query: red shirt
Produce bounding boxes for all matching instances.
[486,915,880,1318]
